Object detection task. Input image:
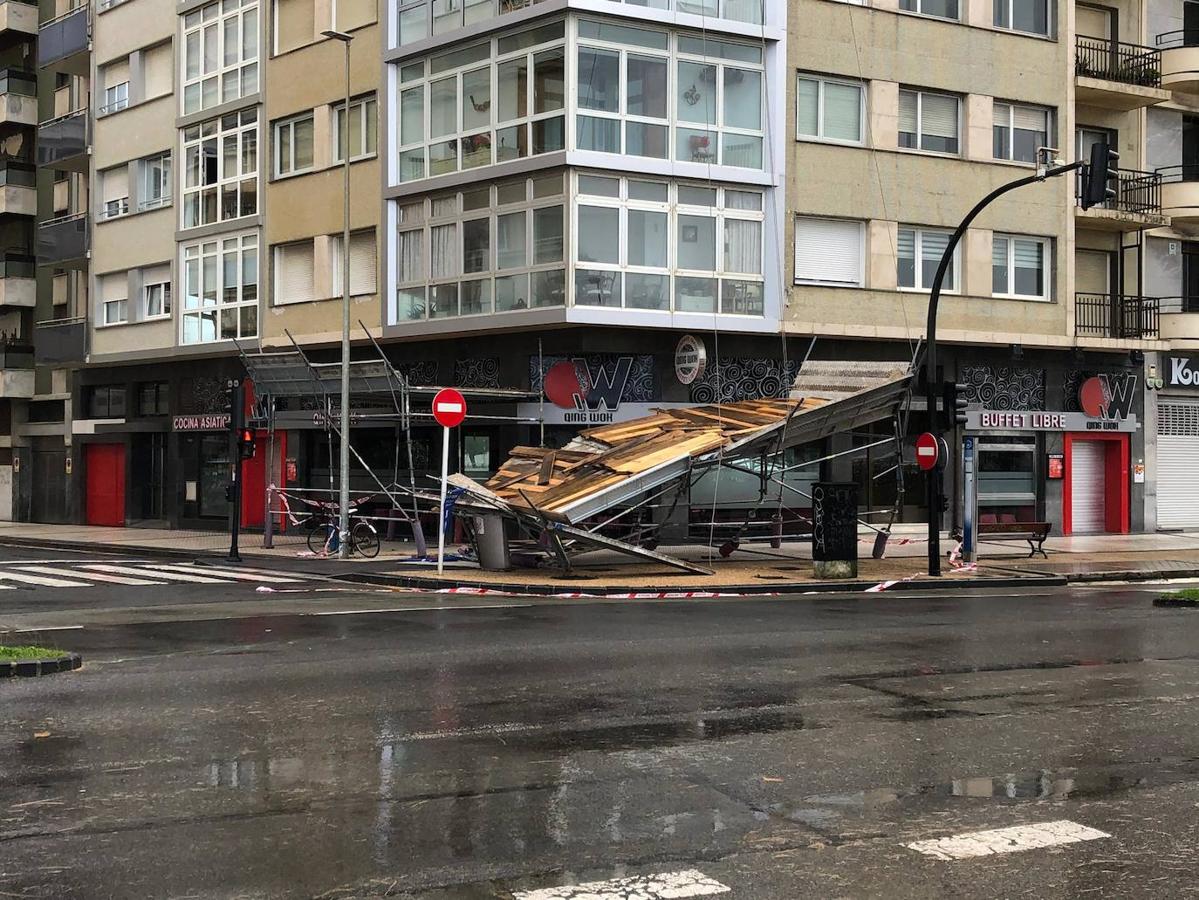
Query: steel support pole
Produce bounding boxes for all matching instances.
[336,35,353,559]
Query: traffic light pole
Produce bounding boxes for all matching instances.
[227,379,244,563]
[923,158,1084,576]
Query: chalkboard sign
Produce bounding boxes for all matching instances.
[812,482,859,563]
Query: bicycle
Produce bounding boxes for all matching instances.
[306,508,380,558]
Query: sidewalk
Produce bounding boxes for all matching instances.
[1,521,1196,594]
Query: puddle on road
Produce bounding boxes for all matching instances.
[514,709,810,753]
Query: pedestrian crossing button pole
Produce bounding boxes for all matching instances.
[432,389,467,575]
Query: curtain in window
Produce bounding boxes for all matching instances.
[431,224,458,280]
[725,219,762,275]
[398,230,423,283]
[824,82,861,142]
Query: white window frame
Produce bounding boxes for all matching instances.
[796,73,865,146]
[897,225,960,294]
[992,232,1052,301]
[100,81,129,116]
[333,95,378,163]
[331,228,379,296]
[181,109,259,230]
[993,101,1052,164]
[993,0,1051,37]
[101,196,130,221]
[180,233,259,344]
[793,216,865,287]
[671,31,766,170]
[140,152,173,211]
[102,297,128,326]
[898,88,961,156]
[274,112,315,177]
[143,281,172,319]
[182,0,259,115]
[898,0,960,21]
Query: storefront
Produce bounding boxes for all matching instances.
[1153,353,1199,530]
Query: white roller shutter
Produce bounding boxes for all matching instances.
[794,217,863,286]
[1158,400,1199,529]
[274,240,315,305]
[1071,441,1107,533]
[349,230,377,295]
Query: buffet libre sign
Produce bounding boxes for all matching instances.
[966,410,1138,433]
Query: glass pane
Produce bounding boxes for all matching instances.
[677,62,718,125]
[722,134,762,168]
[628,55,668,119]
[400,87,424,145]
[677,127,718,163]
[430,77,457,138]
[1013,239,1045,295]
[824,82,861,141]
[626,272,669,310]
[533,206,564,262]
[627,122,668,158]
[496,124,527,162]
[397,230,424,282]
[429,140,457,175]
[797,78,819,137]
[534,49,565,113]
[921,231,951,289]
[723,68,762,129]
[532,116,565,153]
[497,211,527,269]
[579,174,620,197]
[498,57,529,122]
[675,275,718,313]
[629,180,669,202]
[398,6,428,45]
[992,236,1010,294]
[724,219,762,274]
[578,19,668,49]
[495,272,530,310]
[679,186,717,206]
[575,269,621,307]
[463,218,489,273]
[577,116,620,152]
[459,279,492,315]
[399,148,426,182]
[431,223,458,279]
[678,214,717,270]
[628,209,668,267]
[398,287,426,320]
[578,206,619,264]
[532,269,566,307]
[1013,0,1048,34]
[429,282,458,317]
[462,67,491,132]
[293,118,314,169]
[462,132,492,169]
[721,279,764,315]
[578,48,620,112]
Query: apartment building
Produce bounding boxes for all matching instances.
[786,0,1199,535]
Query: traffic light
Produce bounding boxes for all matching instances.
[1081,142,1119,209]
[238,428,257,460]
[943,381,969,428]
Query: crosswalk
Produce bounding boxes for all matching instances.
[0,560,308,590]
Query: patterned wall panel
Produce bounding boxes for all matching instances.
[455,358,501,389]
[530,354,655,402]
[689,357,800,404]
[394,360,439,386]
[961,366,1046,411]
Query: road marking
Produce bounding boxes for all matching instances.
[79,564,231,584]
[0,571,93,588]
[905,820,1110,860]
[15,566,165,586]
[6,625,84,633]
[514,870,730,900]
[143,563,303,584]
[313,604,533,616]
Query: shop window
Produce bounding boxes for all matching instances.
[138,382,170,416]
[977,439,1038,522]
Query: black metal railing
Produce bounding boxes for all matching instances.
[1077,167,1163,214]
[1156,163,1199,184]
[1155,296,1199,314]
[1076,293,1160,338]
[1075,35,1162,87]
[1156,29,1199,49]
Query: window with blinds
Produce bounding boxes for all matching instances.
[899,0,959,19]
[100,272,129,326]
[274,239,316,305]
[992,233,1050,299]
[797,75,864,144]
[898,89,959,154]
[333,230,378,296]
[993,102,1051,164]
[100,166,130,219]
[898,226,956,292]
[794,217,864,286]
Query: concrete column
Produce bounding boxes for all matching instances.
[314,234,336,300]
[313,104,333,171]
[964,94,993,162]
[869,80,899,151]
[869,220,899,291]
[129,49,146,106]
[964,227,993,297]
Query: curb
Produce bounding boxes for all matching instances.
[0,653,83,679]
[1065,568,1199,584]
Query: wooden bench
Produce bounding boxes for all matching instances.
[977,520,1051,558]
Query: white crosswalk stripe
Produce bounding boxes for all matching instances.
[514,871,730,900]
[0,571,95,588]
[905,820,1111,860]
[78,564,236,584]
[15,565,165,586]
[142,563,304,583]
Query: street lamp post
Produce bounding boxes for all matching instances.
[322,28,354,559]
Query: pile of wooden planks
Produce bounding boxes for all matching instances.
[483,398,810,516]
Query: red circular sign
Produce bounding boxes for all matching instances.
[432,388,467,428]
[915,432,940,472]
[1078,376,1107,418]
[544,360,588,410]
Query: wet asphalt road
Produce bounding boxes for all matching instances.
[2,559,1199,899]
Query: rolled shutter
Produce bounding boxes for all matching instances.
[794,217,862,286]
[898,90,917,135]
[275,240,315,304]
[920,92,958,140]
[349,230,377,295]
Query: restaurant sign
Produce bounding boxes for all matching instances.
[172,413,231,431]
[966,410,1138,433]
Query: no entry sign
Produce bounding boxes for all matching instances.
[915,432,940,472]
[432,388,467,428]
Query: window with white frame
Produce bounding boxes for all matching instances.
[573,175,765,315]
[140,152,172,211]
[182,0,259,115]
[994,0,1050,36]
[143,280,172,318]
[181,233,259,343]
[576,20,670,160]
[103,297,128,325]
[898,226,957,292]
[331,229,378,296]
[101,81,129,115]
[899,88,960,154]
[396,21,566,183]
[794,217,864,286]
[274,239,315,304]
[673,33,764,168]
[333,96,377,162]
[182,109,259,229]
[992,233,1050,299]
[100,166,129,220]
[899,0,959,20]
[796,74,864,144]
[275,112,314,177]
[993,102,1051,164]
[395,173,566,320]
[100,273,128,325]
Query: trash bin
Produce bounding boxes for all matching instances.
[474,513,510,571]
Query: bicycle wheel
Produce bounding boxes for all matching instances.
[308,521,336,554]
[352,522,380,558]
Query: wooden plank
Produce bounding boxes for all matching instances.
[537,451,557,485]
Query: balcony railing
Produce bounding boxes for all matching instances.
[0,68,37,97]
[37,107,88,168]
[1075,35,1162,87]
[1157,296,1199,314]
[0,159,36,187]
[37,212,88,265]
[0,253,36,278]
[0,342,34,370]
[33,316,85,365]
[1076,293,1160,339]
[1077,167,1163,214]
[37,5,89,70]
[1156,30,1199,49]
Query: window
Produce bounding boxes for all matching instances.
[144,281,172,318]
[138,383,170,416]
[100,166,130,220]
[101,81,129,115]
[183,0,259,115]
[394,174,566,321]
[140,153,172,211]
[87,386,127,418]
[397,22,566,183]
[103,298,128,325]
[102,198,130,220]
[992,233,1050,299]
[794,217,864,286]
[674,34,765,168]
[275,112,315,176]
[899,89,960,154]
[576,21,670,161]
[797,75,864,144]
[182,109,259,228]
[898,226,957,292]
[994,0,1050,36]
[993,102,1050,164]
[899,0,959,19]
[274,239,315,304]
[182,233,259,343]
[573,176,765,315]
[334,96,378,162]
[331,229,378,296]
